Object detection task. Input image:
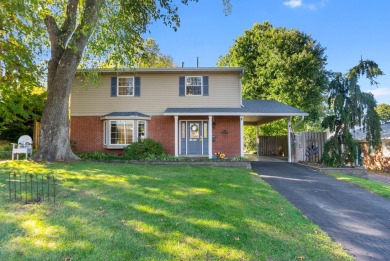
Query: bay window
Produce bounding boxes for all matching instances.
[110,120,133,145]
[103,119,148,148]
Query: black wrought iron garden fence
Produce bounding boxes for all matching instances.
[7,169,56,204]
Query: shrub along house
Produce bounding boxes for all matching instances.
[70,67,308,160]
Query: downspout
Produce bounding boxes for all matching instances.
[239,77,243,107]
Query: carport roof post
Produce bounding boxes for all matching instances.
[288,117,292,163]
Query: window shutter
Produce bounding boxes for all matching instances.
[203,76,209,96]
[179,76,185,96]
[134,77,141,96]
[111,77,117,97]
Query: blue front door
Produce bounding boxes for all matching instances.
[187,121,202,154]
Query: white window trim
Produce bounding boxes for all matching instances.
[185,76,203,96]
[137,120,147,141]
[117,76,134,96]
[108,120,134,146]
[103,119,148,149]
[103,121,107,145]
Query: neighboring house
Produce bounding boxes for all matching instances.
[353,123,390,172]
[70,67,308,159]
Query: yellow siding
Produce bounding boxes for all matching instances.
[70,72,242,116]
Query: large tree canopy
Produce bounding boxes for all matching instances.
[135,38,175,68]
[0,0,47,141]
[321,60,383,167]
[2,0,230,161]
[218,22,328,125]
[102,38,175,68]
[376,103,390,124]
[0,86,46,141]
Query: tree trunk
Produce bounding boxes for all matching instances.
[32,0,101,161]
[32,55,80,161]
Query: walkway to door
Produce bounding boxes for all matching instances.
[251,162,390,261]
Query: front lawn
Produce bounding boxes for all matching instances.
[0,161,352,260]
[329,172,390,199]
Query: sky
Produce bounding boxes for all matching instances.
[146,0,390,104]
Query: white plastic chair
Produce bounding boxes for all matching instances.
[11,135,33,160]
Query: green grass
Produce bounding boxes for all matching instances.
[329,172,390,199]
[0,161,352,260]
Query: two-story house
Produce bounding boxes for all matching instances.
[70,67,308,160]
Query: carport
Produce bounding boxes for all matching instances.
[241,100,308,162]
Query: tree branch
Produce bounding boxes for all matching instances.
[67,0,102,60]
[60,0,79,46]
[44,15,61,56]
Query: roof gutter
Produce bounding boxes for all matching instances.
[100,116,151,120]
[163,112,308,116]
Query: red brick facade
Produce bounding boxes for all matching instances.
[211,116,241,157]
[148,115,175,155]
[70,115,241,157]
[70,116,105,153]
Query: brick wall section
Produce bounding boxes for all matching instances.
[70,115,242,157]
[148,116,175,155]
[211,116,241,157]
[70,116,105,153]
[70,115,175,155]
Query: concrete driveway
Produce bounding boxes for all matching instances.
[251,162,390,261]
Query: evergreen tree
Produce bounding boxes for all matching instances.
[322,60,383,166]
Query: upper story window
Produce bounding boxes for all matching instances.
[185,76,202,96]
[117,77,134,96]
[179,76,208,97]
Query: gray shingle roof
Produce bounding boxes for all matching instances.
[164,100,308,116]
[101,112,150,118]
[353,123,390,140]
[242,100,307,114]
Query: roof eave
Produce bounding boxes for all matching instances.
[77,67,245,74]
[163,112,309,116]
[100,116,151,120]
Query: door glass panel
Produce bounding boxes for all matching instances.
[181,122,186,138]
[203,122,208,138]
